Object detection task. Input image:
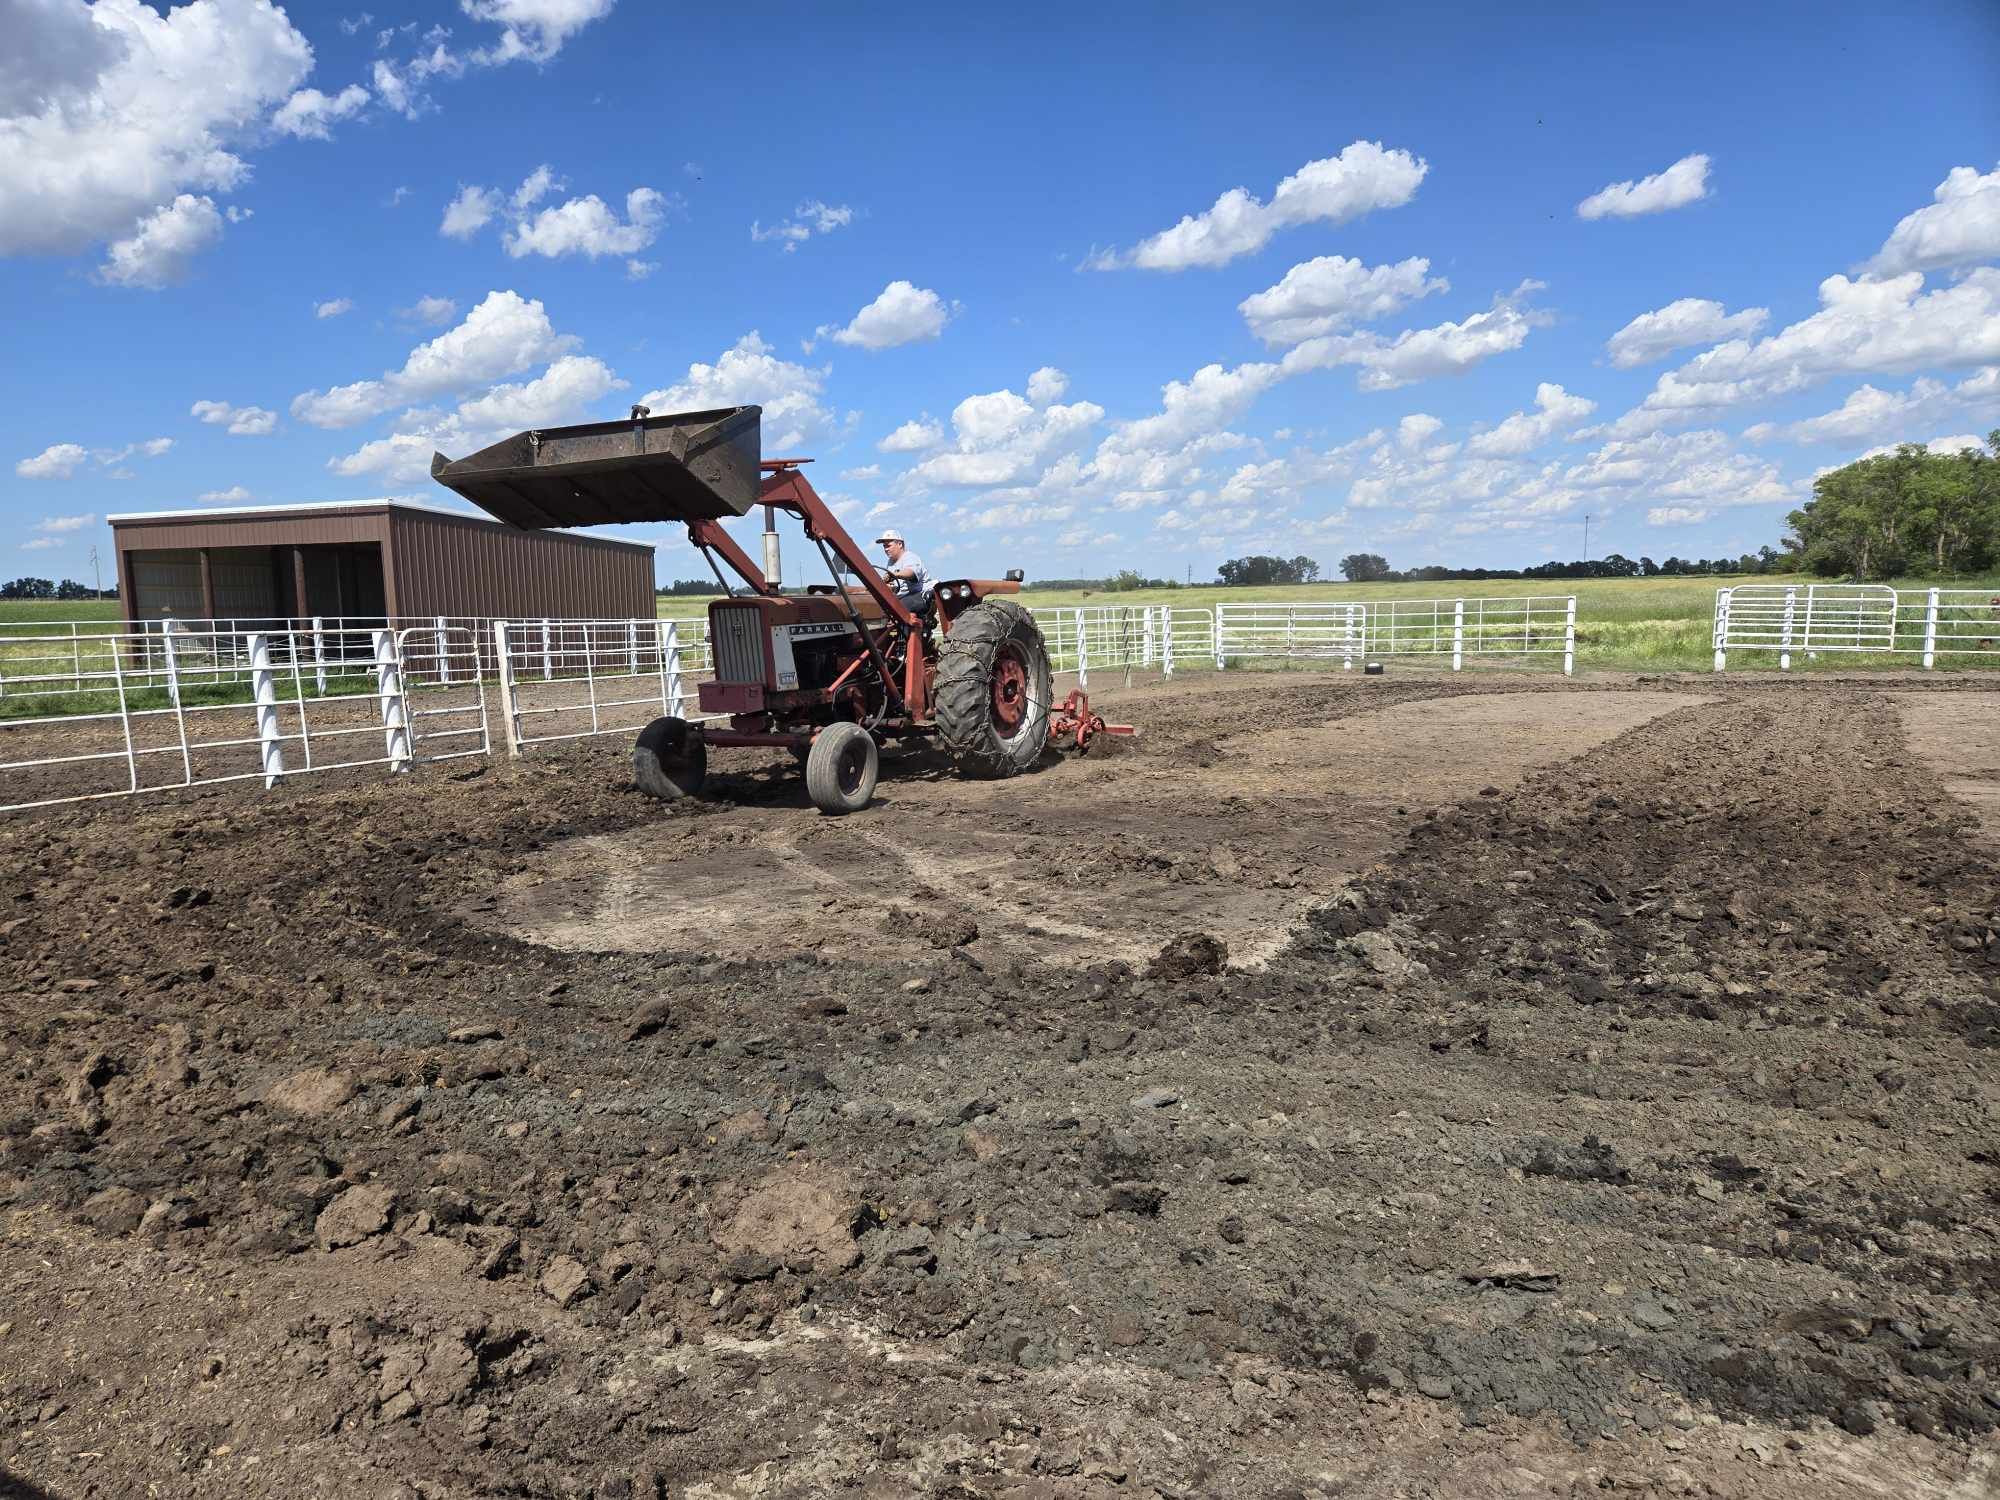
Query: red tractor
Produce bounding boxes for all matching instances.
[432,404,1125,813]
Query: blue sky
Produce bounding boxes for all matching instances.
[4,0,1999,587]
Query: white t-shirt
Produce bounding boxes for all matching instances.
[887,550,932,603]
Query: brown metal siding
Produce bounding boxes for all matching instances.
[387,508,653,620]
[111,504,653,622]
[111,511,391,551]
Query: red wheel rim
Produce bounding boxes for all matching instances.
[990,648,1029,733]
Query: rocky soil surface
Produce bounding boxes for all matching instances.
[2,669,1998,1498]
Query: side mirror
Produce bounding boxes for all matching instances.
[1004,568,1025,582]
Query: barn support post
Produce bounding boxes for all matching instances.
[1563,596,1577,677]
[373,629,412,773]
[249,632,285,789]
[492,621,522,757]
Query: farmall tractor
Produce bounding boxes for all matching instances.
[432,404,1125,813]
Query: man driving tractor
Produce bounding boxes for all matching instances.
[875,529,932,609]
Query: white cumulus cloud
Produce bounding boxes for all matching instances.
[752,199,855,252]
[1869,163,2000,275]
[506,187,664,260]
[1239,255,1449,345]
[291,289,579,428]
[315,297,354,319]
[1605,298,1770,369]
[1603,268,2000,435]
[34,512,96,533]
[1026,367,1069,406]
[0,0,310,270]
[462,0,615,64]
[1577,153,1711,220]
[816,280,953,351]
[15,443,89,479]
[1093,141,1427,271]
[906,380,1104,490]
[880,418,943,453]
[197,485,251,503]
[1647,506,1710,525]
[403,294,459,325]
[441,185,501,239]
[453,354,623,429]
[638,332,835,452]
[1465,383,1597,457]
[191,399,278,436]
[1283,283,1547,392]
[272,83,370,140]
[98,193,224,288]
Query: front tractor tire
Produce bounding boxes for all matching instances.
[805,721,879,815]
[935,600,1053,778]
[633,716,706,801]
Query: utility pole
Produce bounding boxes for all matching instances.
[1583,514,1591,563]
[90,545,101,598]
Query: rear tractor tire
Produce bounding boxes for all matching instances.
[805,721,879,814]
[633,716,706,801]
[935,600,1053,778]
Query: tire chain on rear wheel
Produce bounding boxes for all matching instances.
[933,599,1053,778]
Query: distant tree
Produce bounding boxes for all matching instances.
[0,577,56,600]
[54,579,94,600]
[1637,556,1658,577]
[1338,552,1392,583]
[657,578,724,596]
[1105,569,1147,592]
[1217,554,1322,586]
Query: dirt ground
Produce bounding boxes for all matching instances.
[2,667,1999,1499]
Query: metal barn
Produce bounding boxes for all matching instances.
[107,499,654,627]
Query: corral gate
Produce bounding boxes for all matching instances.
[1713,584,1897,670]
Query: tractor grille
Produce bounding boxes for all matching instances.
[711,605,766,684]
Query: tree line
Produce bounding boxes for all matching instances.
[1787,433,2000,579]
[1337,550,1791,583]
[1,578,109,601]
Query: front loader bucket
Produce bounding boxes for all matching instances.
[430,404,762,528]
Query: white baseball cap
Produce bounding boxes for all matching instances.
[875,528,905,544]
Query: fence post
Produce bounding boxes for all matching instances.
[311,614,328,695]
[431,615,449,683]
[1452,599,1465,672]
[1077,615,1089,689]
[1562,596,1576,677]
[1214,605,1227,671]
[627,619,640,676]
[1779,586,1798,672]
[374,629,412,773]
[1923,587,1939,670]
[493,621,523,757]
[71,623,82,691]
[1713,589,1730,673]
[540,618,554,681]
[1162,611,1175,678]
[662,619,684,717]
[161,624,182,708]
[248,632,285,789]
